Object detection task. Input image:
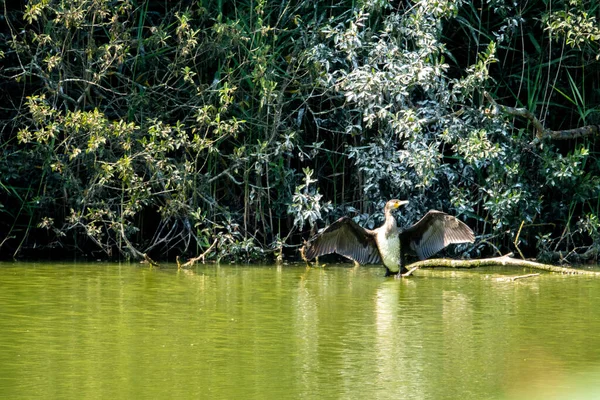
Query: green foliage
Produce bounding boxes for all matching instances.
[288,168,332,230]
[0,0,599,263]
[545,7,600,51]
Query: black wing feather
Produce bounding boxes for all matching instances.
[400,210,474,260]
[302,217,382,265]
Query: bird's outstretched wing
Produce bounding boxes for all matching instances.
[400,211,474,260]
[301,217,382,265]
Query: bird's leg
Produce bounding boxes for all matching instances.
[394,247,408,278]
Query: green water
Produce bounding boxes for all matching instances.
[1,263,600,399]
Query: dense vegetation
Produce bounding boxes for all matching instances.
[1,0,599,264]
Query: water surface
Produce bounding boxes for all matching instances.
[1,262,600,399]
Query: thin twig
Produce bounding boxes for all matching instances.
[514,220,525,260]
[0,235,15,249]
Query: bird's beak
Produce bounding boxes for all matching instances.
[395,200,409,208]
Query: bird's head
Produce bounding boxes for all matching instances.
[385,199,409,213]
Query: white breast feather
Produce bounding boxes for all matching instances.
[377,229,400,273]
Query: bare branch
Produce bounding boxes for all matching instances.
[484,91,600,141]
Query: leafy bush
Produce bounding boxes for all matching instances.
[0,0,598,263]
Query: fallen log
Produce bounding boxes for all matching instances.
[402,253,600,277]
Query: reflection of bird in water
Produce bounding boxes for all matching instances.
[301,199,475,276]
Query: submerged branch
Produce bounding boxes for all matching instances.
[177,238,219,269]
[495,273,539,282]
[143,253,159,267]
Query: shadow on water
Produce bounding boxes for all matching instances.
[1,262,600,399]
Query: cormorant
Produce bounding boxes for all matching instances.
[301,199,474,276]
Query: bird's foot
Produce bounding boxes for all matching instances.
[384,268,405,278]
